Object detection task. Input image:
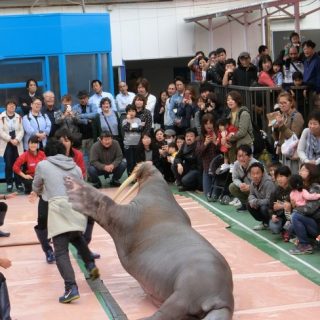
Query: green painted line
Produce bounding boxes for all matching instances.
[184,191,320,285]
[70,246,128,319]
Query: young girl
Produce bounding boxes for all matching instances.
[289,174,320,207]
[216,118,238,164]
[167,142,178,164]
[122,104,142,175]
[272,60,283,87]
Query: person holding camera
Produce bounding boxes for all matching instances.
[187,51,208,82]
[174,86,195,136]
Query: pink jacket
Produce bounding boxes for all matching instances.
[290,189,320,207]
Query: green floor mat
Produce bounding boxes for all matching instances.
[172,188,320,285]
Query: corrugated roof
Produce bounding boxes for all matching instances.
[184,0,300,23]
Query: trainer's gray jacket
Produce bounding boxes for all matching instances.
[33,154,87,238]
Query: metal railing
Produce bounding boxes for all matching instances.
[209,83,282,131]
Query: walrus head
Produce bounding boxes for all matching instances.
[132,162,159,182]
[112,162,161,203]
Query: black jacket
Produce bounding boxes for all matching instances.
[174,142,201,173]
[232,64,258,87]
[206,62,225,84]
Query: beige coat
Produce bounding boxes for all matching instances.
[0,111,24,156]
[48,196,87,238]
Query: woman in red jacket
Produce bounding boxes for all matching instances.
[13,135,46,194]
[258,55,276,87]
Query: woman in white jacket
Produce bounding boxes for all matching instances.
[0,99,24,192]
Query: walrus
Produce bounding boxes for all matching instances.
[64,162,234,320]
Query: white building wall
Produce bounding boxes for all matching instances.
[0,0,319,66]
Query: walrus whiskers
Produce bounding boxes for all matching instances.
[112,173,136,202]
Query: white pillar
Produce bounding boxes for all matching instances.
[243,13,248,51]
[261,9,266,45]
[294,1,300,35]
[208,18,213,51]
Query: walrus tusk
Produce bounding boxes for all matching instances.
[112,173,136,202]
[118,181,139,204]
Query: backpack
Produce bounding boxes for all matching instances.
[238,109,265,157]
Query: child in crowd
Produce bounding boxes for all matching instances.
[122,104,142,175]
[290,71,308,117]
[176,135,185,151]
[267,162,281,183]
[272,60,283,87]
[13,135,46,194]
[269,165,292,241]
[289,174,320,207]
[167,142,178,164]
[216,118,237,164]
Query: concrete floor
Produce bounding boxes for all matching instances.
[1,190,320,319]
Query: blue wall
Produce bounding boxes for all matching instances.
[0,13,113,181]
[0,13,111,58]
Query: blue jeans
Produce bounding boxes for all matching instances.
[181,170,201,190]
[88,160,127,184]
[3,143,21,186]
[291,211,319,245]
[269,217,284,234]
[202,171,212,197]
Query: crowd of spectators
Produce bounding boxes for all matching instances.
[1,30,320,320]
[0,33,319,257]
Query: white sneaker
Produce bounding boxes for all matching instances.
[229,198,241,207]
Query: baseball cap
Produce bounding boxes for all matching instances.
[239,52,250,59]
[164,129,176,137]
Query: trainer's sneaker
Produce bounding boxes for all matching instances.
[87,262,100,280]
[59,285,80,303]
[289,243,313,255]
[7,184,13,193]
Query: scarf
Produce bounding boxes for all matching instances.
[306,129,320,160]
